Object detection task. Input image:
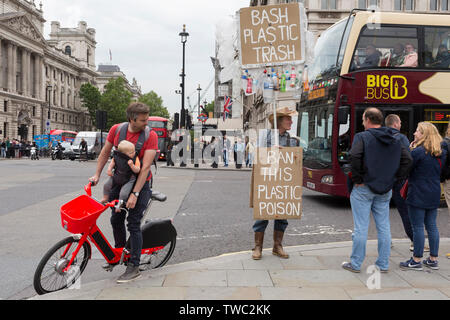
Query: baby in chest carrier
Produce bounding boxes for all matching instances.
[101,140,141,211]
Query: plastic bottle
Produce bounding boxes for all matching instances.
[280,72,286,92]
[271,68,278,91]
[241,74,247,93]
[302,65,309,92]
[263,70,274,103]
[246,73,253,95]
[290,67,296,88]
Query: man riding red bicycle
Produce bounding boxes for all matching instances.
[90,102,158,283]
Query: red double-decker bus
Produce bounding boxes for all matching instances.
[298,10,450,197]
[148,116,169,160]
[49,130,78,143]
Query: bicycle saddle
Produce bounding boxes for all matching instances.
[151,190,167,202]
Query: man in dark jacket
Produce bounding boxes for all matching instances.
[342,108,412,274]
[385,114,414,246]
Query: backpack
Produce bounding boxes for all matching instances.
[114,122,157,187]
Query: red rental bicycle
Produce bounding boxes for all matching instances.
[33,182,177,295]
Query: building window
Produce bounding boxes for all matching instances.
[3,122,7,138]
[32,106,36,117]
[4,100,7,112]
[443,0,449,10]
[55,113,58,122]
[65,46,72,56]
[359,0,378,8]
[321,0,337,10]
[395,0,414,11]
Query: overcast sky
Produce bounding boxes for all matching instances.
[42,0,248,117]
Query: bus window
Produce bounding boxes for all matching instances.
[299,104,334,169]
[351,25,418,71]
[309,17,353,83]
[424,27,450,69]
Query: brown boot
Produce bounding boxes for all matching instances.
[252,232,264,260]
[272,230,289,259]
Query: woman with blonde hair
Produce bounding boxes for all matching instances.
[400,122,446,270]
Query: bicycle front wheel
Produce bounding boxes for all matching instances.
[33,237,91,295]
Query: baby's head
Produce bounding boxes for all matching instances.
[117,140,136,158]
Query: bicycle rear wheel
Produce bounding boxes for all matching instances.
[139,236,176,271]
[33,237,91,295]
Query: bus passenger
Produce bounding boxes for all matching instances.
[389,43,405,67]
[358,45,382,69]
[399,43,418,67]
[433,44,450,68]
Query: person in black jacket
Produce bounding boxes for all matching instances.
[342,108,412,274]
[385,114,414,248]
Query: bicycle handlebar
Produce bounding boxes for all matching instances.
[84,181,118,208]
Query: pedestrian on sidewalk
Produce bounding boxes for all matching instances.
[252,106,299,260]
[223,135,230,167]
[385,114,414,247]
[235,138,245,169]
[246,139,255,168]
[441,123,450,260]
[1,139,6,158]
[90,102,158,283]
[342,108,412,273]
[400,122,445,271]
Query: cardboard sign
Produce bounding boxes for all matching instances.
[250,147,303,220]
[239,3,303,67]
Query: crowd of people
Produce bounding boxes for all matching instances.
[165,133,257,169]
[0,138,38,159]
[341,108,450,274]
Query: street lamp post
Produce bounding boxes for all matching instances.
[46,85,52,150]
[179,24,189,129]
[197,84,202,121]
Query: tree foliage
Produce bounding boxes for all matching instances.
[79,82,101,126]
[139,91,170,119]
[80,79,169,130]
[99,77,133,129]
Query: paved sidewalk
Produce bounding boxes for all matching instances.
[30,239,450,300]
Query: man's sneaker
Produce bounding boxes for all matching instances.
[341,262,360,273]
[446,253,450,259]
[116,265,141,283]
[422,258,439,270]
[399,258,423,271]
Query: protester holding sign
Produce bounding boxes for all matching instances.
[251,107,299,260]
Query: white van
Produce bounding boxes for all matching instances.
[70,131,108,160]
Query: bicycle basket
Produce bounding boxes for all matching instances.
[60,195,106,233]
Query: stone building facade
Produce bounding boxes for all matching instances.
[96,64,142,101]
[0,0,99,141]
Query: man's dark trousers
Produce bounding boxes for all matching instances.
[391,179,414,242]
[109,181,152,266]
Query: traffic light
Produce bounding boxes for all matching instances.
[173,112,179,130]
[96,110,107,130]
[186,111,192,129]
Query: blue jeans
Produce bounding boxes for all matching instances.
[350,185,392,271]
[109,181,152,266]
[253,219,288,233]
[408,205,440,258]
[223,150,228,166]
